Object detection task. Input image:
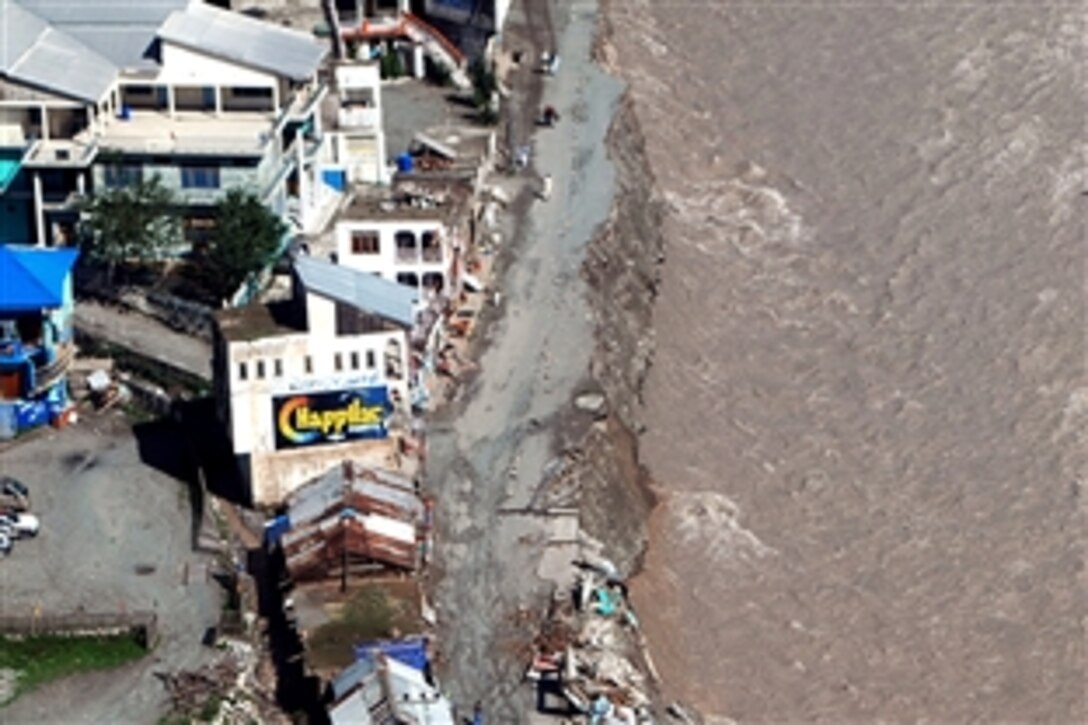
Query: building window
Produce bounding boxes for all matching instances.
[395,231,417,262]
[256,360,266,379]
[396,272,419,289]
[230,87,273,98]
[334,353,343,371]
[103,163,143,188]
[422,272,444,294]
[351,231,380,254]
[181,166,220,189]
[421,230,442,262]
[366,350,375,369]
[304,355,313,374]
[238,361,248,381]
[274,359,283,377]
[350,351,359,370]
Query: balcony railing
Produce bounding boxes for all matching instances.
[421,245,442,263]
[23,138,98,168]
[337,106,381,130]
[395,247,418,264]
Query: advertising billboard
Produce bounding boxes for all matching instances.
[273,386,390,450]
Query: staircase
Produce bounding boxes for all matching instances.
[343,13,471,90]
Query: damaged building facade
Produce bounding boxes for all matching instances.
[266,460,431,583]
[214,254,419,506]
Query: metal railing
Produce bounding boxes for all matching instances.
[0,610,158,648]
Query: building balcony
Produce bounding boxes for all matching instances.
[395,247,418,264]
[421,245,443,263]
[22,138,98,168]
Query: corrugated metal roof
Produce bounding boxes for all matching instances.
[158,2,326,81]
[9,26,116,101]
[17,0,188,25]
[330,657,378,702]
[59,27,160,70]
[16,0,186,71]
[295,255,417,329]
[0,1,48,71]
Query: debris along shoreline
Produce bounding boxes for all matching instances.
[423,0,672,720]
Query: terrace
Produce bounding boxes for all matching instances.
[92,111,277,157]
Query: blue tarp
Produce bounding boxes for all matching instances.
[0,246,78,311]
[264,515,291,546]
[321,169,346,192]
[354,637,428,672]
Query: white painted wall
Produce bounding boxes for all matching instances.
[225,328,410,457]
[335,63,382,100]
[334,218,455,306]
[155,42,278,88]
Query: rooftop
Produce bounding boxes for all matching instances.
[93,110,276,156]
[215,300,304,343]
[295,254,418,328]
[0,245,78,311]
[340,177,474,223]
[159,2,326,82]
[0,0,325,103]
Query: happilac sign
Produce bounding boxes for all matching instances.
[273,387,390,450]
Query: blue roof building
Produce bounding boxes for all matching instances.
[0,244,79,438]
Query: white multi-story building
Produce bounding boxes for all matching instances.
[0,0,340,245]
[324,62,388,186]
[214,253,418,506]
[332,179,475,310]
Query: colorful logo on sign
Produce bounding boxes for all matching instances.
[273,387,390,450]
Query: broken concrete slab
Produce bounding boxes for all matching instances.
[574,392,608,416]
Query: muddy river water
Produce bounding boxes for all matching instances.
[605,1,1086,720]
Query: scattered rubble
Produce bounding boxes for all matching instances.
[525,539,660,722]
[157,639,284,725]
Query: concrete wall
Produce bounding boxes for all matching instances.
[335,218,454,302]
[226,329,410,455]
[247,435,402,506]
[156,43,279,90]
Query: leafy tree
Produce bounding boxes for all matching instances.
[380,46,404,79]
[470,56,498,125]
[198,189,286,302]
[79,175,180,283]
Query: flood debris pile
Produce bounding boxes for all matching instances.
[157,639,283,724]
[526,551,658,723]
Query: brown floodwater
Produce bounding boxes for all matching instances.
[606,0,1086,720]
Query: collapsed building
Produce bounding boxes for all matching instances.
[266,460,431,582]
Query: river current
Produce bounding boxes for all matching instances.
[605,1,1086,719]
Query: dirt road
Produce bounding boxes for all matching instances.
[75,300,213,381]
[426,0,624,717]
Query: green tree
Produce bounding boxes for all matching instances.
[199,189,286,302]
[380,45,404,79]
[470,56,498,124]
[79,175,180,283]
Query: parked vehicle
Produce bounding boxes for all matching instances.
[0,476,29,512]
[1,476,28,498]
[0,512,39,538]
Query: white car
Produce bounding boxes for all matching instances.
[0,512,39,538]
[0,530,11,555]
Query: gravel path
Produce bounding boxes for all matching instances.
[426,0,624,718]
